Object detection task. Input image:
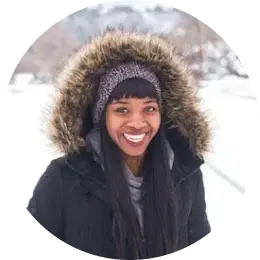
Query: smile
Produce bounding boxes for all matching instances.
[123,133,146,143]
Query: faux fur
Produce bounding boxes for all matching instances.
[44,29,212,157]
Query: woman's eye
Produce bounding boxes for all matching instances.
[115,107,128,113]
[145,106,156,112]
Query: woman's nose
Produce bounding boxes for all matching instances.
[127,114,146,129]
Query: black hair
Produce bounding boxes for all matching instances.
[107,77,160,103]
[99,78,179,259]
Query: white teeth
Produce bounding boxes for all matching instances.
[124,133,146,142]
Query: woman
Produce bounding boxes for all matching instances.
[27,29,212,259]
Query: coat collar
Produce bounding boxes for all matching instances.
[166,127,204,184]
[65,147,111,205]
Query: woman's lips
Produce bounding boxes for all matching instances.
[123,133,146,142]
[122,133,147,147]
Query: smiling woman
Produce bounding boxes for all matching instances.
[95,77,176,257]
[105,78,161,168]
[27,29,212,259]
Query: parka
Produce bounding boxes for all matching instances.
[27,29,212,259]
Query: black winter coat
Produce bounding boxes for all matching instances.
[27,30,212,259]
[27,142,210,259]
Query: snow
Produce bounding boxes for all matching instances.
[3,78,259,230]
[199,78,259,228]
[200,79,259,186]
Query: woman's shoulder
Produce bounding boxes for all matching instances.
[42,155,69,177]
[42,150,99,182]
[41,153,85,179]
[32,156,68,191]
[34,153,82,188]
[29,152,88,203]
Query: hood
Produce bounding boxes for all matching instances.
[44,29,212,157]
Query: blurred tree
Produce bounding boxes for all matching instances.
[14,21,80,78]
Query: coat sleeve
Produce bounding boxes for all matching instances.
[187,168,211,245]
[27,159,64,239]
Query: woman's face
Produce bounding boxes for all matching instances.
[106,97,161,157]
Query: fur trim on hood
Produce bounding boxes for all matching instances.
[44,29,212,157]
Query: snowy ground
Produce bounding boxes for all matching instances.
[3,79,259,230]
[200,78,259,229]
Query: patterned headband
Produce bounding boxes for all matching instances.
[92,61,161,124]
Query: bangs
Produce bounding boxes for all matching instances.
[108,78,159,103]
